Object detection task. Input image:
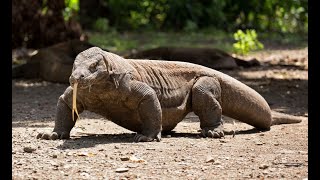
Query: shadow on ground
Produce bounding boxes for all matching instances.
[55,126,263,150]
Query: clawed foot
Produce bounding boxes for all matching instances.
[37,131,70,140]
[201,125,224,138]
[133,132,161,142]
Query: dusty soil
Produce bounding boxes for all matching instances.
[12,48,308,179]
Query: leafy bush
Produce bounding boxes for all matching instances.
[63,0,79,21]
[183,20,198,32]
[233,29,264,55]
[93,18,110,32]
[78,0,308,33]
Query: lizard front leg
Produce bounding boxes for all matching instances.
[130,81,162,142]
[37,87,83,140]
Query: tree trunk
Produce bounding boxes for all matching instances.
[12,0,83,49]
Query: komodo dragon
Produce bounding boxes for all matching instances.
[125,46,260,69]
[37,47,304,142]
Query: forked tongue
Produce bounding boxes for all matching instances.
[72,82,80,121]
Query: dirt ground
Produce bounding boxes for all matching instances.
[12,48,308,179]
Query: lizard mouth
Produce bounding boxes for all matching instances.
[70,80,92,89]
[70,73,100,89]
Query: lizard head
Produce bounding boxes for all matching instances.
[69,47,127,89]
[69,47,110,89]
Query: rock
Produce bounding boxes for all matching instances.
[255,141,264,145]
[278,149,295,154]
[219,139,229,143]
[77,152,95,157]
[259,164,269,169]
[80,172,90,178]
[206,157,215,163]
[129,155,146,163]
[120,157,130,161]
[66,152,74,156]
[115,168,129,173]
[298,151,307,155]
[50,161,59,167]
[23,146,36,153]
[127,163,139,168]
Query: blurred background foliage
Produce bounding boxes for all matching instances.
[12,0,308,54]
[77,0,307,33]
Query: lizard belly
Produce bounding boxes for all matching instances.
[85,97,143,133]
[161,107,190,131]
[160,90,192,131]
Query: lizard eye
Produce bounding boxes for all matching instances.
[89,62,97,72]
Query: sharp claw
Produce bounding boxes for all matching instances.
[156,133,161,142]
[41,133,50,140]
[133,134,155,142]
[36,133,43,139]
[50,132,58,140]
[212,132,220,138]
[201,129,207,137]
[133,134,140,142]
[201,129,225,138]
[207,130,214,138]
[37,132,70,140]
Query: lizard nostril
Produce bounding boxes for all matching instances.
[80,74,85,79]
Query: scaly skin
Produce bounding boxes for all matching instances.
[37,47,303,142]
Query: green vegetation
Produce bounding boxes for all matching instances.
[92,18,110,32]
[74,0,308,34]
[233,29,264,55]
[88,29,307,54]
[61,0,307,55]
[87,29,232,53]
[63,0,79,21]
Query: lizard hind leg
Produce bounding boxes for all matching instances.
[191,77,224,138]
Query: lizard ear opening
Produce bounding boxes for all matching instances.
[101,52,122,88]
[101,53,114,73]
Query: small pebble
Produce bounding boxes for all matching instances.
[219,139,229,143]
[120,157,130,161]
[259,164,269,169]
[206,157,215,163]
[255,141,264,145]
[115,168,129,173]
[23,146,36,153]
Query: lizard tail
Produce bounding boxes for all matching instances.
[271,111,305,125]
